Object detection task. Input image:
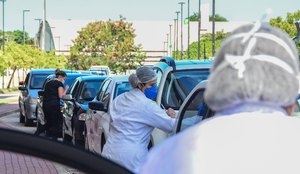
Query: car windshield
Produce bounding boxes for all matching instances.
[30,74,51,89]
[114,82,131,99]
[162,69,210,110]
[80,80,103,100]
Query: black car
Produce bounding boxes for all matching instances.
[62,76,107,146]
[36,72,91,133]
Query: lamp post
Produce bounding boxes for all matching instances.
[34,18,41,47]
[0,0,5,53]
[173,19,176,57]
[198,0,201,59]
[163,41,168,56]
[175,11,180,59]
[179,2,185,60]
[187,0,190,59]
[22,10,30,45]
[212,0,216,56]
[169,24,172,56]
[42,0,46,51]
[55,36,61,51]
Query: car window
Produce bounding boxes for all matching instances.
[30,74,50,89]
[70,80,80,96]
[161,69,210,109]
[153,68,163,87]
[102,80,114,106]
[114,82,131,99]
[24,73,30,87]
[176,89,213,132]
[97,79,111,101]
[80,80,104,101]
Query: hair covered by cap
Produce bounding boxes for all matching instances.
[204,23,300,112]
[129,66,157,88]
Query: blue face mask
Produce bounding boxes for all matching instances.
[144,85,158,100]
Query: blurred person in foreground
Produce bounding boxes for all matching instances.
[101,66,176,173]
[139,23,300,174]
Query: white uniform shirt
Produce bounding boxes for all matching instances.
[102,88,176,173]
[139,103,300,174]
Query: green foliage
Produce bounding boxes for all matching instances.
[0,30,32,44]
[0,41,67,73]
[269,10,300,52]
[70,17,145,73]
[176,30,229,59]
[187,13,228,22]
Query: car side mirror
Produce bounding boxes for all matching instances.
[18,86,27,91]
[38,90,45,97]
[88,101,107,112]
[63,94,73,101]
[19,80,25,86]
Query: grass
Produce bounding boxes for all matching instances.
[0,98,17,105]
[0,87,19,94]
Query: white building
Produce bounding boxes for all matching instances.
[37,3,251,64]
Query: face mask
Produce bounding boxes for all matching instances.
[144,85,158,100]
[61,79,65,84]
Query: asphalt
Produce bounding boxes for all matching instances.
[0,92,60,174]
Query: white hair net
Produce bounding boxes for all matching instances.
[204,23,300,112]
[129,66,157,88]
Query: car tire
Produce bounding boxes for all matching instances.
[101,133,106,152]
[24,115,33,127]
[62,126,72,143]
[19,104,25,123]
[84,126,89,151]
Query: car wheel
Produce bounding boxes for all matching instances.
[84,126,89,151]
[19,104,25,123]
[24,115,33,127]
[101,133,106,152]
[62,126,72,143]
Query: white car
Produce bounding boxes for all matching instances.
[84,75,131,154]
[150,57,212,146]
[89,66,110,76]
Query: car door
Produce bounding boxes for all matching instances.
[19,73,30,116]
[89,78,112,154]
[63,79,81,136]
[175,82,214,133]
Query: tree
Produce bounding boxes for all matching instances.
[70,17,145,73]
[187,13,228,22]
[269,10,300,52]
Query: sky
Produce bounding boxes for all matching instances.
[1,0,300,37]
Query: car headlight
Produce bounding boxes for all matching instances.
[78,113,87,121]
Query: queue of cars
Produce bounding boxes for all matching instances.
[18,57,213,155]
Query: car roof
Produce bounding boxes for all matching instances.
[109,75,129,82]
[78,75,108,81]
[46,72,90,78]
[29,69,55,74]
[153,59,213,71]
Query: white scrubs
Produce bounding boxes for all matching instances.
[140,103,300,174]
[102,88,176,173]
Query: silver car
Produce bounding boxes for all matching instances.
[85,75,131,154]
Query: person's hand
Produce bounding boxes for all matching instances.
[65,85,69,91]
[166,108,176,118]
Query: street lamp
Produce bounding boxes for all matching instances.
[0,0,5,53]
[166,33,169,56]
[179,2,185,60]
[169,24,172,56]
[173,19,176,57]
[34,18,42,47]
[212,0,216,56]
[175,11,180,59]
[198,0,201,59]
[22,9,30,45]
[187,0,190,59]
[55,36,61,51]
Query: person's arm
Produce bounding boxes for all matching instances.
[58,85,69,99]
[143,101,176,133]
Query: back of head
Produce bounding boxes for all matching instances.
[129,66,157,88]
[55,69,67,78]
[204,23,299,112]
